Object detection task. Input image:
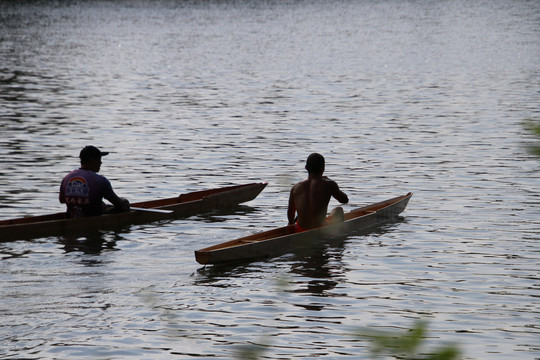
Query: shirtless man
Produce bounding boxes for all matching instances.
[59,145,130,218]
[287,153,349,232]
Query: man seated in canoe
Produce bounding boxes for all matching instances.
[287,153,349,232]
[59,145,130,218]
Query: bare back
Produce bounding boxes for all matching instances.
[288,176,348,229]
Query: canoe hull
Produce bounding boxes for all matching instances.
[0,182,267,242]
[195,192,412,265]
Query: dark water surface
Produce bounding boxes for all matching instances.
[1,1,539,359]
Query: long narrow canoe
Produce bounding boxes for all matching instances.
[0,182,267,242]
[195,192,412,265]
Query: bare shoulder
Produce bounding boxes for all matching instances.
[292,179,307,190]
[322,176,339,188]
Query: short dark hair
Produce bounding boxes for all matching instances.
[305,153,325,174]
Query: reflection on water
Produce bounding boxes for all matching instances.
[287,247,344,308]
[1,0,539,359]
[193,204,260,223]
[59,231,122,256]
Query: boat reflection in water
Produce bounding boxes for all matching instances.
[58,230,123,256]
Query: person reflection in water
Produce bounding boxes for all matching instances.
[287,153,349,232]
[59,145,130,218]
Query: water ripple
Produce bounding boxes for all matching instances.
[1,1,539,359]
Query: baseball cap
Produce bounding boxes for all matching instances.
[79,145,109,162]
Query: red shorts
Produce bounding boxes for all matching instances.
[293,223,307,233]
[293,220,331,233]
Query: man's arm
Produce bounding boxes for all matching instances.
[59,183,66,204]
[100,176,130,212]
[287,187,296,225]
[331,181,349,204]
[107,193,130,212]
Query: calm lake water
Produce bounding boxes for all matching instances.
[1,0,539,359]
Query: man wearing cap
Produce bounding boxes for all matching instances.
[59,146,130,218]
[287,153,349,232]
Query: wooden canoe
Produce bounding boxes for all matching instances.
[195,192,412,265]
[0,182,267,242]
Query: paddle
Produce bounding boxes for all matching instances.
[131,207,173,214]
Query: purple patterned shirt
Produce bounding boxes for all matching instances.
[60,169,116,218]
